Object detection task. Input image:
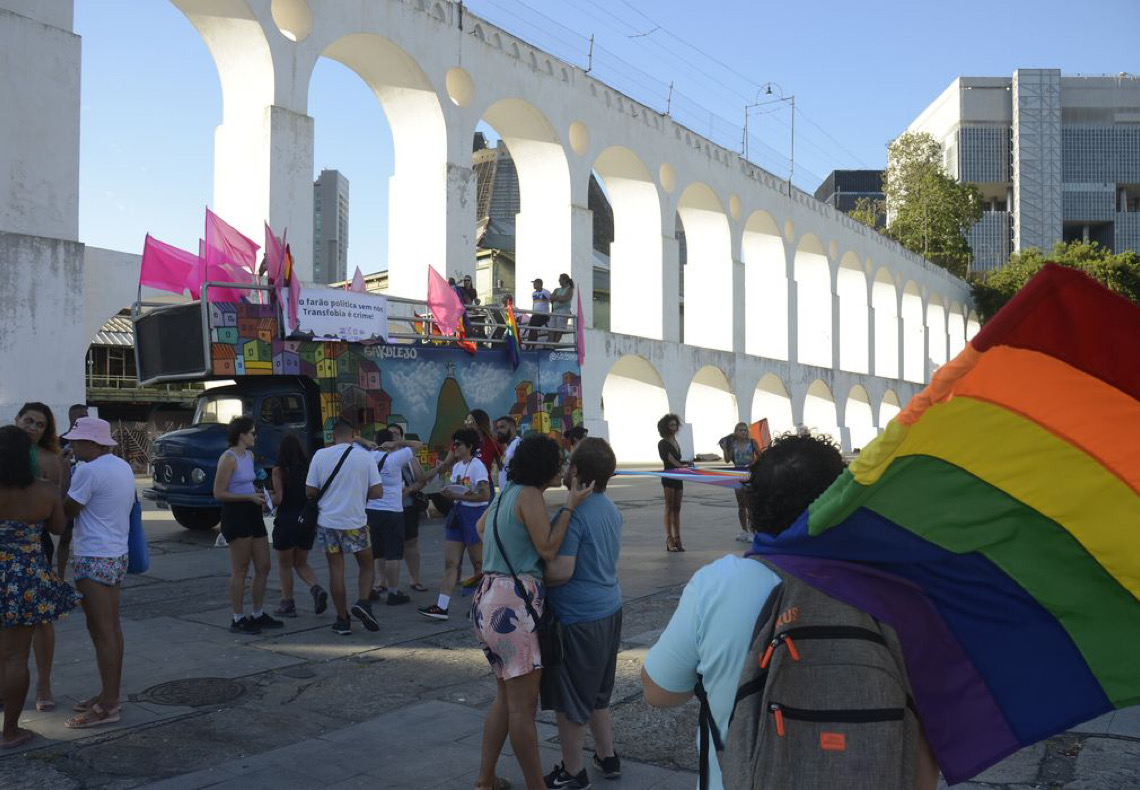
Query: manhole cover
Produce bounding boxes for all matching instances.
[136,677,245,707]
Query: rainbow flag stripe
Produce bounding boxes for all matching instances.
[751,264,1140,783]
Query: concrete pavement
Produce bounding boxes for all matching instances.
[3,476,1138,789]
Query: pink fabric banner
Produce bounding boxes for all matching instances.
[263,222,286,284]
[576,290,586,367]
[349,266,367,293]
[285,245,301,332]
[204,208,259,276]
[427,266,463,336]
[139,235,197,295]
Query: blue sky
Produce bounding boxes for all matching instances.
[75,0,1138,274]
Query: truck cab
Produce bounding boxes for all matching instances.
[145,377,321,530]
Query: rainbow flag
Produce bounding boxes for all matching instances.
[503,299,521,370]
[751,263,1140,784]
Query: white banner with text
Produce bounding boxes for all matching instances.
[292,285,389,343]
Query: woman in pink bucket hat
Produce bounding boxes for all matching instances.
[60,418,136,729]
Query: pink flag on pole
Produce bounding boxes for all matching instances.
[349,266,367,293]
[264,222,286,285]
[576,290,586,367]
[139,235,197,295]
[427,266,463,336]
[205,208,259,275]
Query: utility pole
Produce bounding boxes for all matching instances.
[586,34,594,73]
[666,82,674,115]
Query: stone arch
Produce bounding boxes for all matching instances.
[901,281,925,383]
[742,211,787,360]
[966,310,981,341]
[802,379,839,444]
[837,252,869,373]
[479,98,572,309]
[879,389,901,427]
[844,384,876,451]
[677,183,733,351]
[171,0,275,244]
[947,302,967,358]
[600,355,670,463]
[872,268,899,379]
[926,292,947,369]
[317,33,447,299]
[795,234,832,368]
[685,365,738,456]
[751,373,794,436]
[594,146,662,338]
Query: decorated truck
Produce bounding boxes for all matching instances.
[135,286,581,530]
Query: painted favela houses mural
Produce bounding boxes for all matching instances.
[208,301,582,467]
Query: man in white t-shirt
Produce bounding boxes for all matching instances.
[365,429,422,607]
[494,415,520,492]
[527,278,553,344]
[61,418,136,729]
[306,420,383,636]
[417,428,491,620]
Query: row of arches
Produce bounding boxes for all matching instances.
[601,354,903,463]
[176,1,975,387]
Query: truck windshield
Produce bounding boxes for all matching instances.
[194,394,251,425]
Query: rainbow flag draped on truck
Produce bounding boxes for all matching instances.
[751,264,1140,784]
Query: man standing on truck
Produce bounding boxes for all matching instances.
[306,420,384,636]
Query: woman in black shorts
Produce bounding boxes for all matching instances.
[270,434,327,617]
[657,413,689,552]
[213,417,279,634]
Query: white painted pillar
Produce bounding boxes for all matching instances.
[732,259,746,354]
[829,260,841,371]
[662,235,682,342]
[571,203,595,328]
[784,248,799,365]
[443,159,478,287]
[267,106,314,279]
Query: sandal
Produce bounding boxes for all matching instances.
[65,703,121,729]
[1,727,35,749]
[475,778,511,790]
[35,697,55,712]
[666,536,680,552]
[410,582,428,592]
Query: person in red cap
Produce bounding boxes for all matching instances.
[59,418,136,729]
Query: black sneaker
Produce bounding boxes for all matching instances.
[251,612,284,629]
[311,585,329,615]
[331,617,352,636]
[418,604,449,621]
[229,616,261,635]
[592,751,621,779]
[387,591,410,606]
[351,601,380,632]
[544,762,590,789]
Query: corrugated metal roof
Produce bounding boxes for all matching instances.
[91,314,134,347]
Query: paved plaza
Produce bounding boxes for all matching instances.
[2,475,1137,789]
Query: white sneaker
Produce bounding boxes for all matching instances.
[735,531,752,543]
[214,533,229,548]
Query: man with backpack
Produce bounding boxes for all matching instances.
[640,432,939,790]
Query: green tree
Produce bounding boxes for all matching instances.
[970,240,1140,322]
[884,132,983,278]
[848,197,883,229]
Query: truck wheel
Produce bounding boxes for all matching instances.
[172,506,222,531]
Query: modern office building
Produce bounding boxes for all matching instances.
[905,70,1140,272]
[815,169,885,226]
[312,169,350,285]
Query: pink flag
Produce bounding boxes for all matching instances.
[264,222,286,284]
[576,290,586,367]
[349,266,367,293]
[427,266,463,336]
[285,245,301,332]
[139,235,197,295]
[205,208,259,276]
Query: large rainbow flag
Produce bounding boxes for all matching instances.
[751,263,1140,783]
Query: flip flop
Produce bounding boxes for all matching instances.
[475,778,511,790]
[35,697,56,712]
[65,703,121,729]
[73,696,98,712]
[410,582,428,592]
[1,728,36,749]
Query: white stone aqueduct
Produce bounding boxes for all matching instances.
[0,0,978,462]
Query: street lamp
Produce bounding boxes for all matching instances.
[743,82,795,188]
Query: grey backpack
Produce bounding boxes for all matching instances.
[697,557,920,790]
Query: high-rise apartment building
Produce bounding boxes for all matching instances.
[815,170,886,227]
[905,70,1140,272]
[312,169,349,285]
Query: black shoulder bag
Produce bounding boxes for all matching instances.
[297,444,353,538]
[491,493,564,668]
